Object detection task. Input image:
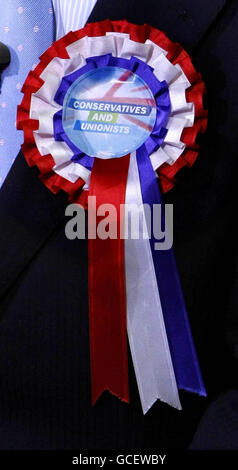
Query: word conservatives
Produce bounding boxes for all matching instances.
[68,98,151,115]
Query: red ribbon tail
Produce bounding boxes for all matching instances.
[88,155,130,405]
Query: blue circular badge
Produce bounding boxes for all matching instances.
[62,66,156,159]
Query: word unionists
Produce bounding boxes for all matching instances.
[69,98,151,116]
[74,120,130,135]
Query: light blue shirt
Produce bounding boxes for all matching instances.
[0,0,97,187]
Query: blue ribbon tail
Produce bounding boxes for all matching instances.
[136,146,206,397]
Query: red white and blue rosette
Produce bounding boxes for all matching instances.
[17,20,208,414]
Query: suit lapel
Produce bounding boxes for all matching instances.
[0,151,68,300]
[88,0,227,51]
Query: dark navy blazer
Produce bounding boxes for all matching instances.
[0,0,238,450]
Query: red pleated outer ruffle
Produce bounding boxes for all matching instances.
[17,19,208,198]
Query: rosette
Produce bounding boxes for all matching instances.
[17,20,208,414]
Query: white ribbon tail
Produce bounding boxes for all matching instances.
[124,152,181,414]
